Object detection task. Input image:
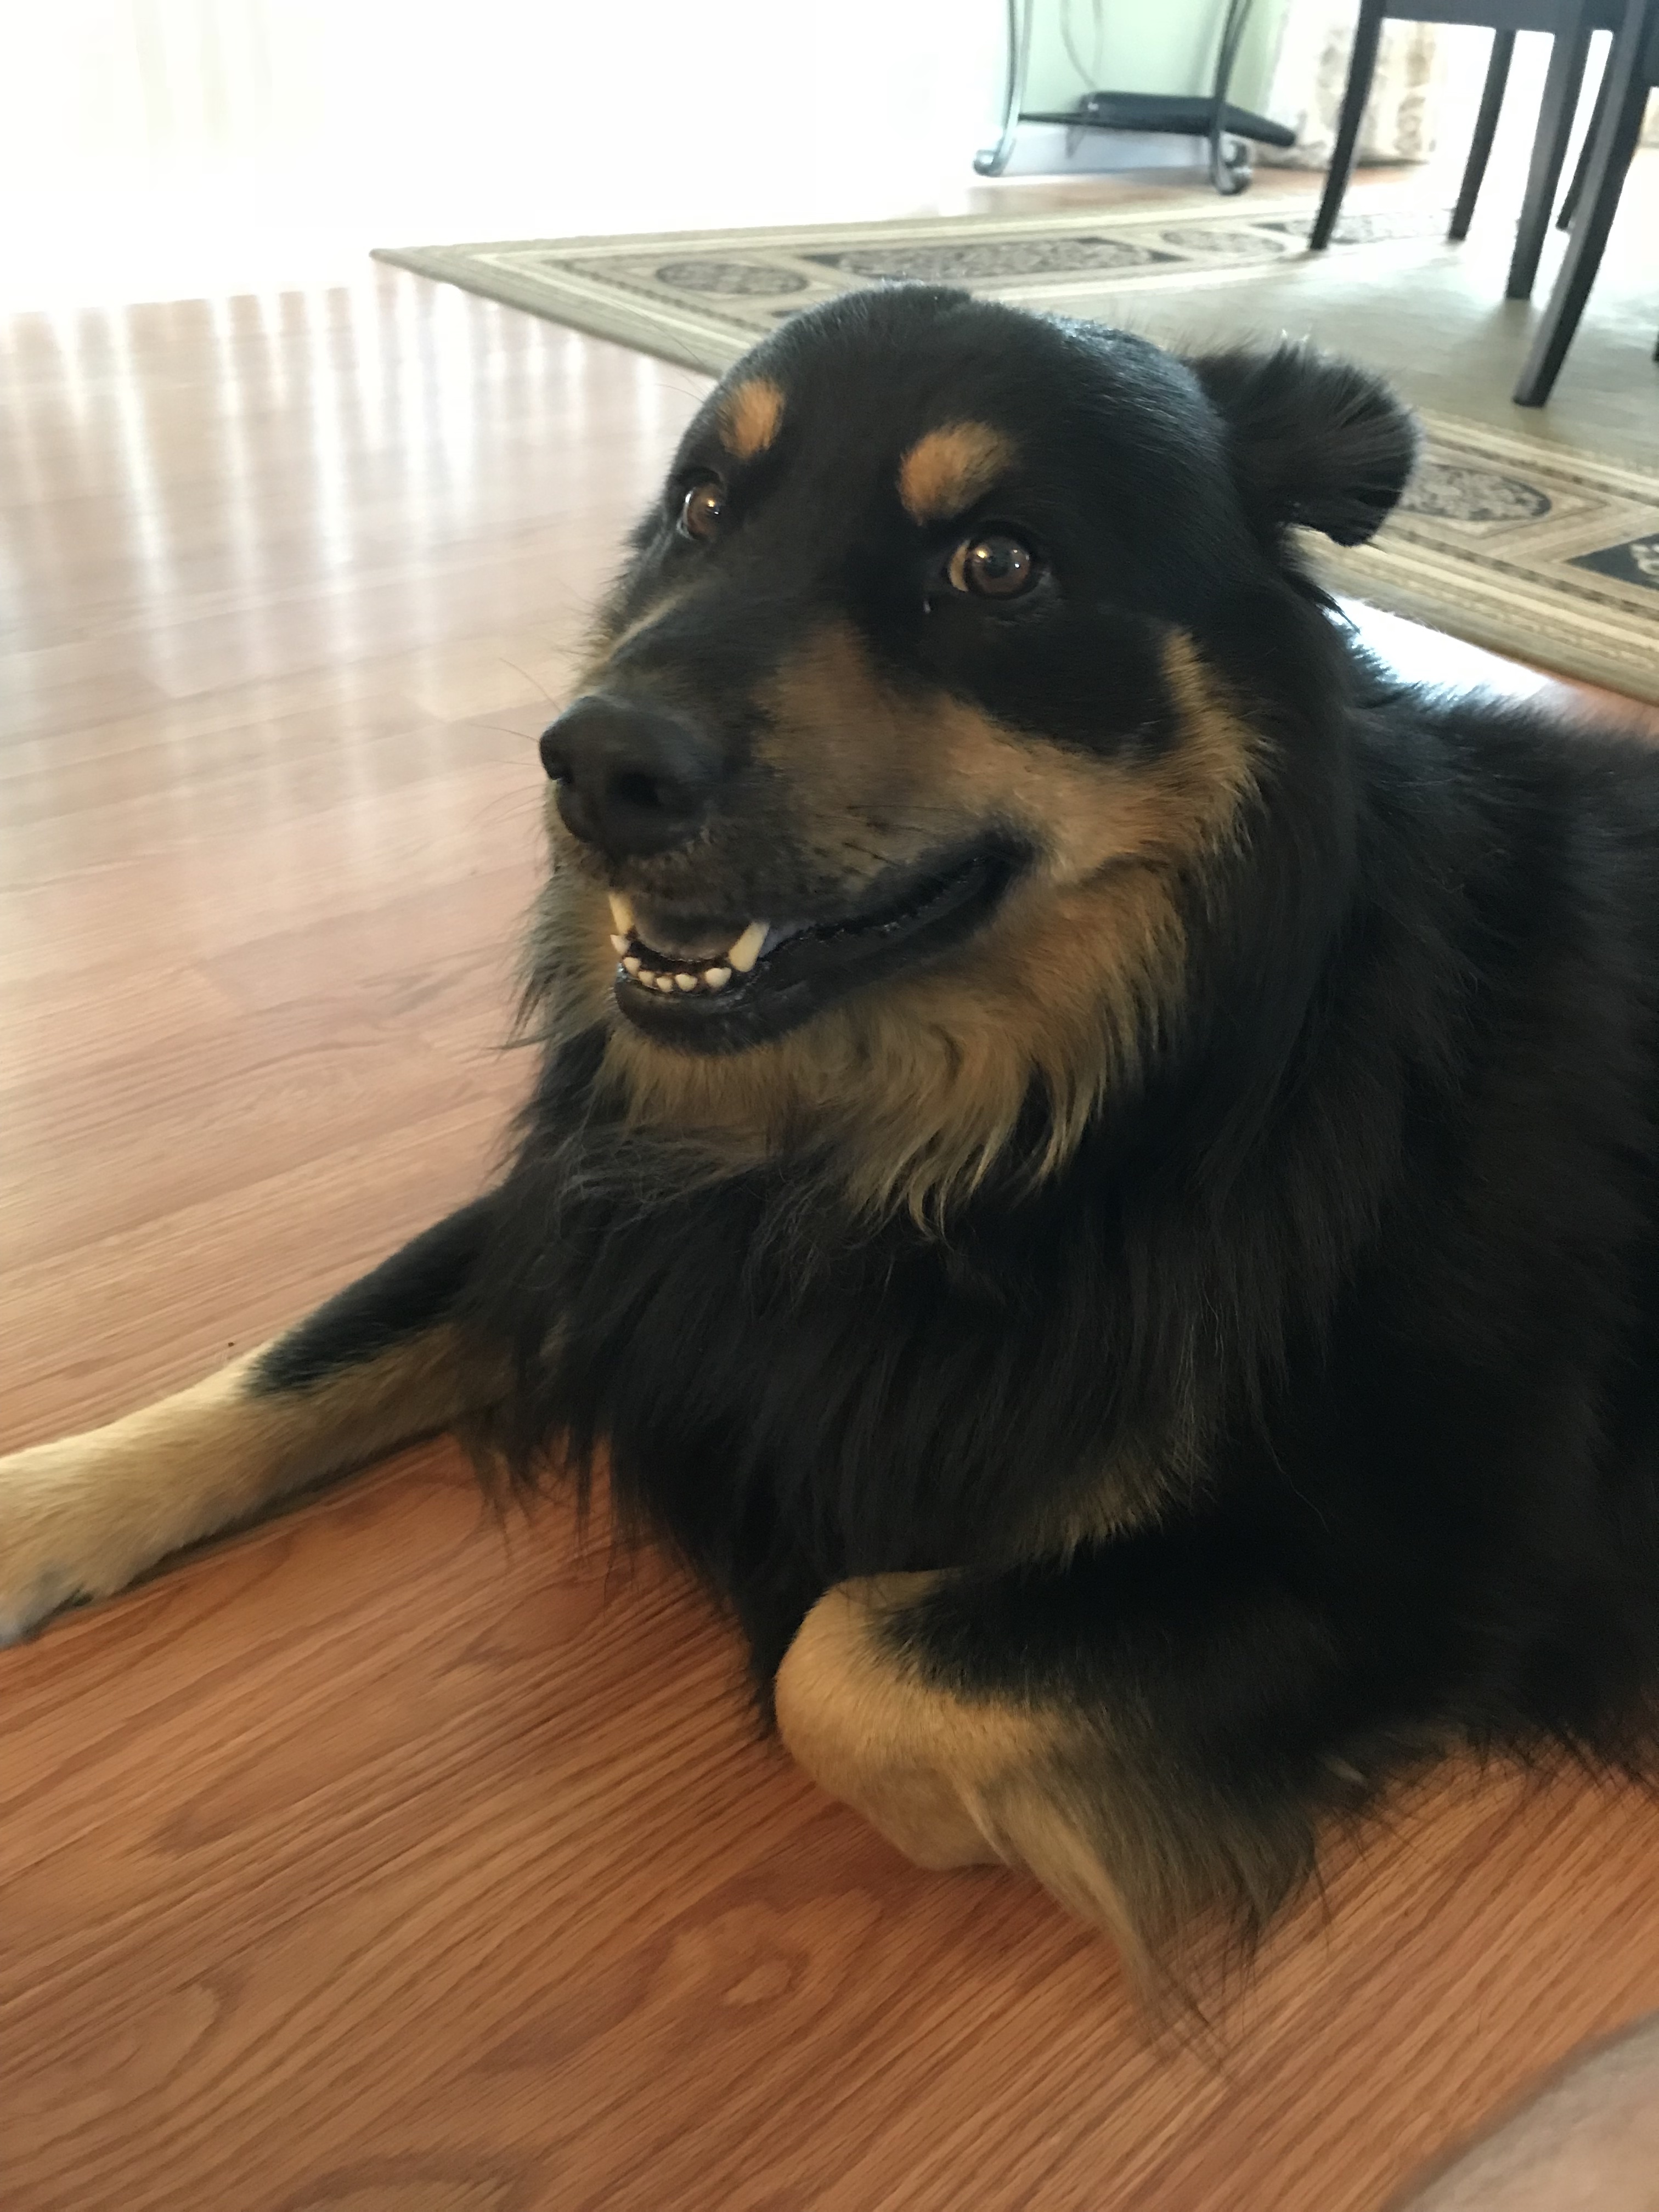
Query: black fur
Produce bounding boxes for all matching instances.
[437,289,1659,1944]
[253,1200,494,1395]
[1190,342,1420,549]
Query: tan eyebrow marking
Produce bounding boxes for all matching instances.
[898,422,1015,524]
[719,376,786,460]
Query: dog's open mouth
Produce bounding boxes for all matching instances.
[607,842,1021,1052]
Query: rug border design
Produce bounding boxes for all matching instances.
[1322,415,1659,698]
[373,196,1437,376]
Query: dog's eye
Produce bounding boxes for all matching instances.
[947,533,1038,600]
[679,482,726,543]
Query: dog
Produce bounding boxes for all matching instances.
[6,285,1659,1984]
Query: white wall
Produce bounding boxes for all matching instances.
[0,0,1009,307]
[18,3,1615,314]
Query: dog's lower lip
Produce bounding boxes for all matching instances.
[610,843,1020,1052]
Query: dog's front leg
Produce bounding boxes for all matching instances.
[0,1199,505,1642]
[775,1554,1340,1980]
[774,1571,1146,1948]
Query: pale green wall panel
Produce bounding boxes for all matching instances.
[1023,0,1295,120]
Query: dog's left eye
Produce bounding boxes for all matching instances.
[679,482,726,543]
[947,533,1039,600]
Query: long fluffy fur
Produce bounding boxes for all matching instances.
[455,294,1659,1955]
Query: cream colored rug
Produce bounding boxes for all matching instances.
[377,199,1659,702]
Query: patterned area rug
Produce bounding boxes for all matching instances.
[377,202,1659,702]
[377,202,1452,373]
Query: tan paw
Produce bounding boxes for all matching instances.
[0,1431,164,1642]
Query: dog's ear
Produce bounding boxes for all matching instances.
[1187,344,1419,548]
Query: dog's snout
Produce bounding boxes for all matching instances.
[540,695,720,859]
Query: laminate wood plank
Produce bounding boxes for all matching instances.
[2,1100,507,1441]
[0,651,549,779]
[0,761,535,985]
[0,859,529,1111]
[0,960,238,1091]
[0,698,454,829]
[0,1010,494,1272]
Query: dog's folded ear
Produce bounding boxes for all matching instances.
[1188,344,1419,548]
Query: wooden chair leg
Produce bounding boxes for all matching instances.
[1515,0,1655,405]
[1507,4,1595,297]
[1310,0,1385,250]
[1451,29,1515,240]
[1557,52,1611,228]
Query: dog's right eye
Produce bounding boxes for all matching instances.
[679,482,726,543]
[947,533,1039,600]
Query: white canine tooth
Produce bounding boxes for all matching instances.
[727,920,768,974]
[607,891,635,935]
[653,973,676,993]
[703,966,731,990]
[610,933,629,955]
[675,972,697,991]
[622,955,642,977]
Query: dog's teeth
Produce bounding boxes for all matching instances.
[653,973,676,993]
[610,934,629,955]
[727,920,768,974]
[674,973,697,991]
[622,955,642,978]
[608,892,635,935]
[703,966,731,990]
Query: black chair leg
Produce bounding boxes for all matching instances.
[1508,4,1594,296]
[1515,0,1654,405]
[1451,29,1515,239]
[1558,52,1611,227]
[1310,0,1384,250]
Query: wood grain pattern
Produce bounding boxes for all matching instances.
[4,218,1659,2212]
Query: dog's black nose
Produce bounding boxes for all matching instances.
[539,695,720,859]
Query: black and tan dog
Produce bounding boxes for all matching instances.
[6,287,1659,1979]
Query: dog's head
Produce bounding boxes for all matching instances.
[532,287,1417,1215]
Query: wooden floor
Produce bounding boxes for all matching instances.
[4,225,1659,2212]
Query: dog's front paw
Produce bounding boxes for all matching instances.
[0,1432,156,1643]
